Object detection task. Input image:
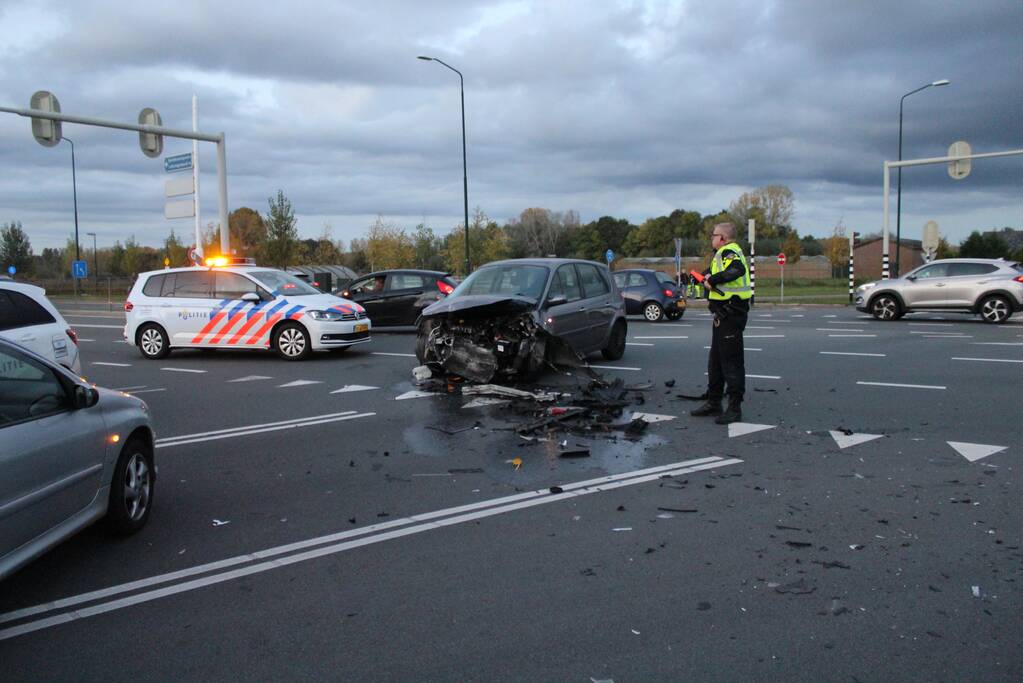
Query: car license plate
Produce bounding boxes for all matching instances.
[355,323,368,332]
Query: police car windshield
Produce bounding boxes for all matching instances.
[249,271,321,296]
[451,265,548,300]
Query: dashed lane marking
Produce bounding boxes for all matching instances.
[395,390,439,400]
[626,342,654,346]
[972,342,1023,346]
[746,335,785,338]
[69,324,122,329]
[128,388,167,395]
[857,381,946,390]
[330,385,379,394]
[908,322,955,326]
[921,335,973,339]
[161,367,206,374]
[0,456,740,642]
[227,375,272,382]
[909,331,968,336]
[113,385,147,391]
[820,351,886,357]
[947,441,1008,463]
[829,431,884,449]
[817,328,865,332]
[951,357,1023,364]
[746,326,775,330]
[372,352,417,358]
[704,346,762,351]
[588,365,642,371]
[829,321,868,325]
[828,334,877,338]
[278,380,323,387]
[728,422,775,438]
[76,338,96,342]
[634,335,688,339]
[92,362,131,367]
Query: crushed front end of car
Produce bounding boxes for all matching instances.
[416,295,577,383]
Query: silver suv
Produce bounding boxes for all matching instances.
[855,258,1023,323]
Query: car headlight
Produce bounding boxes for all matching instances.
[856,282,877,293]
[307,310,343,321]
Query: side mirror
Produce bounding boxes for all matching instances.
[74,385,99,409]
[547,294,567,307]
[905,275,917,282]
[241,292,260,302]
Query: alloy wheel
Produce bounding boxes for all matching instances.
[981,297,1009,323]
[279,327,306,356]
[140,328,163,356]
[123,453,151,521]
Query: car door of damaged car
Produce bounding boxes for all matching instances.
[577,263,614,348]
[545,265,590,351]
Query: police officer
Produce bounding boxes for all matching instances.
[691,222,752,424]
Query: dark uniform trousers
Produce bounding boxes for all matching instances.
[707,299,748,402]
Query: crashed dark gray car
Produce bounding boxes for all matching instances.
[415,258,627,382]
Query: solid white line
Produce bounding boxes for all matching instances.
[128,388,167,395]
[908,322,954,326]
[371,352,417,358]
[61,313,125,319]
[156,413,375,448]
[746,335,785,338]
[817,328,864,332]
[951,357,1023,364]
[747,374,780,379]
[857,381,946,390]
[746,326,775,330]
[820,351,886,358]
[625,342,654,346]
[156,411,361,447]
[634,336,688,339]
[92,362,131,367]
[160,367,206,374]
[972,342,1023,346]
[921,335,973,339]
[0,457,740,639]
[909,331,967,336]
[70,324,123,329]
[113,385,147,391]
[76,339,96,342]
[703,347,762,351]
[828,334,877,338]
[589,364,642,371]
[829,321,867,325]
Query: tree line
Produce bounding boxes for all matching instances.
[3,184,1022,279]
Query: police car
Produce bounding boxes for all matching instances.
[124,258,371,360]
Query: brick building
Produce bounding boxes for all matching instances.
[853,237,924,280]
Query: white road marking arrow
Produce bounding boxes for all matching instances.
[277,380,322,388]
[227,375,271,382]
[829,431,884,449]
[947,441,1008,463]
[728,422,775,438]
[330,385,379,394]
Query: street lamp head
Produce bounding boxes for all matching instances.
[417,56,433,61]
[932,79,950,87]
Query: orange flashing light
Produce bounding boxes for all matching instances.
[205,256,228,268]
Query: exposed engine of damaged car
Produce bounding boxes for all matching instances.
[415,259,628,384]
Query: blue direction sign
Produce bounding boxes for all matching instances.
[72,260,88,279]
[605,249,614,264]
[164,153,193,173]
[7,265,15,276]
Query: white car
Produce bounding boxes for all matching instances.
[123,263,371,360]
[0,279,81,373]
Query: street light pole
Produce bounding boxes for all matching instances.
[418,55,470,275]
[62,136,81,296]
[86,231,98,292]
[895,78,949,277]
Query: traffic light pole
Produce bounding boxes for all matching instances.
[0,104,232,255]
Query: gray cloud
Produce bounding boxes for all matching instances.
[1,0,1021,252]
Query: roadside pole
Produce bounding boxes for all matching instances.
[848,231,855,304]
[192,94,203,259]
[777,252,786,303]
[748,219,756,307]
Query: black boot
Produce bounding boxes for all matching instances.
[715,398,742,424]
[690,400,722,417]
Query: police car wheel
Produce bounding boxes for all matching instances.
[273,322,311,360]
[137,324,170,359]
[643,302,664,322]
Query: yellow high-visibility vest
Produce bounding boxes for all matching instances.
[709,241,752,301]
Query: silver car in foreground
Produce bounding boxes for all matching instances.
[855,258,1023,323]
[0,337,155,580]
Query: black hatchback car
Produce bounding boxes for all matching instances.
[340,270,457,326]
[612,269,686,321]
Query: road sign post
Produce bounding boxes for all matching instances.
[748,219,756,306]
[778,253,786,303]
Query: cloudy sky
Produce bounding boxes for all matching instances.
[1,0,1020,253]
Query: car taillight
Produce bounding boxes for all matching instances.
[1014,276,1023,283]
[664,289,675,297]
[124,301,133,312]
[66,328,78,345]
[437,280,455,295]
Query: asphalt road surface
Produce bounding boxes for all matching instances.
[2,303,1021,681]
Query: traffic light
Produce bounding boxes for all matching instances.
[30,91,61,147]
[138,107,163,158]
